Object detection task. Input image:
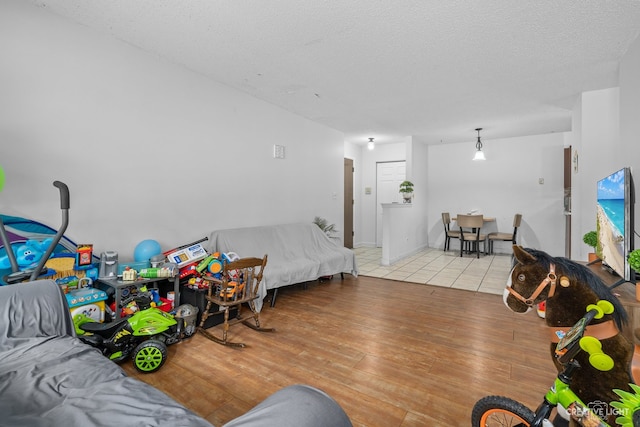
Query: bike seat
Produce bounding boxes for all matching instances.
[80,317,129,337]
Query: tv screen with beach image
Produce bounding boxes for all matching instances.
[596,168,629,280]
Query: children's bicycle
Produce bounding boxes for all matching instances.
[471,300,640,427]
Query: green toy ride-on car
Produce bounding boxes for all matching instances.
[74,295,198,373]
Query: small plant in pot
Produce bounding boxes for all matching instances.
[399,180,414,203]
[582,231,598,262]
[628,249,640,300]
[313,216,338,239]
[628,249,640,279]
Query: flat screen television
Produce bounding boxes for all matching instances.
[596,167,635,282]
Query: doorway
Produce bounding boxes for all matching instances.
[564,147,572,258]
[376,161,406,247]
[344,158,354,248]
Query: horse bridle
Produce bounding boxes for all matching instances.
[506,263,557,307]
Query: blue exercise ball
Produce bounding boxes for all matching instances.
[134,239,162,262]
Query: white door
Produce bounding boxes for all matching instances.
[376,161,406,247]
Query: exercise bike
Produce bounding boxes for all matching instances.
[74,295,198,373]
[472,300,640,427]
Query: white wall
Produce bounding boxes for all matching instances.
[0,1,345,261]
[406,137,429,251]
[427,134,566,256]
[3,0,640,264]
[570,87,621,260]
[619,35,640,253]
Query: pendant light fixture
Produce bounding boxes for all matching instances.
[473,128,486,161]
[367,137,375,150]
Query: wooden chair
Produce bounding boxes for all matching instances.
[456,214,487,258]
[441,212,461,251]
[198,254,274,347]
[487,213,522,254]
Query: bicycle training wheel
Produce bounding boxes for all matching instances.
[471,395,534,427]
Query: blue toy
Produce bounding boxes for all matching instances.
[0,238,54,270]
[0,181,70,285]
[133,239,162,262]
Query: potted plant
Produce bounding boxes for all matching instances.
[582,231,598,262]
[399,180,414,203]
[628,249,640,300]
[313,216,338,239]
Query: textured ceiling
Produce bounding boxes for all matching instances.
[30,0,640,146]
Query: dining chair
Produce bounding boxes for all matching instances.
[487,213,522,254]
[441,212,461,251]
[456,214,487,258]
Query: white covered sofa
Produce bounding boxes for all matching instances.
[208,222,358,311]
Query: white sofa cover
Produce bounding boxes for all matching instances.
[208,223,358,311]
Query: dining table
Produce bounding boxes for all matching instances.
[452,215,495,255]
[451,216,495,222]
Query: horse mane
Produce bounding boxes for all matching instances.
[518,248,628,328]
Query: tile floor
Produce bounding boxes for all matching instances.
[354,246,513,295]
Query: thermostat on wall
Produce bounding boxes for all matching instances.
[273,144,285,159]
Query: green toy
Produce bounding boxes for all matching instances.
[473,301,640,426]
[74,296,198,373]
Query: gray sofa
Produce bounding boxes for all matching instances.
[208,222,358,310]
[0,279,352,427]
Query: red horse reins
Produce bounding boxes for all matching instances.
[506,263,557,307]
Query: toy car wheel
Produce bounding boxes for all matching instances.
[132,340,167,373]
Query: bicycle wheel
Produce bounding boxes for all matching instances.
[471,395,535,427]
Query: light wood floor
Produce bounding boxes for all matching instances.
[123,275,557,427]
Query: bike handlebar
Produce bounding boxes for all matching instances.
[53,181,70,210]
[555,300,615,367]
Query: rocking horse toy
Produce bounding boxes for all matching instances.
[504,245,638,426]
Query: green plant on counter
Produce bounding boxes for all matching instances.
[399,181,414,203]
[582,231,598,251]
[399,181,414,194]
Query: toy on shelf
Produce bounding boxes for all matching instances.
[196,253,225,276]
[165,239,208,268]
[139,265,176,278]
[179,262,199,280]
[98,251,119,279]
[187,276,208,290]
[122,266,137,281]
[150,254,166,267]
[75,244,93,269]
[196,254,215,273]
[133,239,162,263]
